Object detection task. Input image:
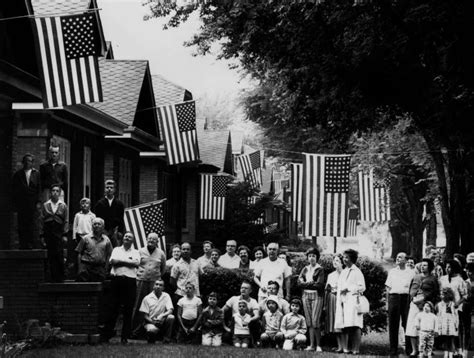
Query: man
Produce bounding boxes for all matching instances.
[102,232,140,344]
[139,279,175,344]
[197,241,214,269]
[170,242,201,303]
[254,242,292,302]
[94,180,125,247]
[12,154,41,249]
[217,240,240,269]
[75,218,113,282]
[40,144,68,202]
[40,184,68,282]
[385,252,416,356]
[132,233,167,331]
[259,281,290,315]
[222,280,261,343]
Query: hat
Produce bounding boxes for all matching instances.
[266,295,279,309]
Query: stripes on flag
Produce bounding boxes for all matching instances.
[358,169,391,222]
[346,208,358,237]
[157,101,200,165]
[303,153,351,238]
[271,169,289,201]
[124,199,166,251]
[200,174,230,220]
[238,150,263,189]
[29,5,103,108]
[291,163,303,222]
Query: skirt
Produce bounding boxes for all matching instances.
[406,302,421,337]
[324,291,340,333]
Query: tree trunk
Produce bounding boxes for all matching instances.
[425,200,437,247]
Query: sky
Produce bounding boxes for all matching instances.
[98,0,250,99]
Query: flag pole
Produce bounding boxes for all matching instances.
[333,236,337,253]
[312,236,317,247]
[175,165,182,244]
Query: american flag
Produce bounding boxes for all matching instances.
[303,153,351,238]
[238,150,263,189]
[346,208,358,237]
[290,163,303,222]
[157,101,200,165]
[271,169,289,201]
[29,4,103,109]
[124,200,166,251]
[200,174,230,220]
[248,196,264,224]
[358,169,391,222]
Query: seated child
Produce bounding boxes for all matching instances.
[177,282,202,344]
[259,281,290,315]
[260,295,284,348]
[280,298,307,350]
[199,292,224,347]
[228,300,252,348]
[415,301,438,358]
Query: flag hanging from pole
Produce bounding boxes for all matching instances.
[29,0,103,108]
[346,208,358,237]
[238,150,263,189]
[124,199,166,252]
[156,100,200,165]
[248,196,264,225]
[358,169,391,222]
[291,163,303,222]
[200,174,230,220]
[303,153,351,238]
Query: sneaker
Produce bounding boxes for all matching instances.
[305,346,315,351]
[316,346,323,352]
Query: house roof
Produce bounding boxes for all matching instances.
[30,0,90,15]
[198,128,231,172]
[152,74,189,106]
[89,59,148,126]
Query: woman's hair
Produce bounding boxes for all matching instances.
[252,246,266,258]
[237,245,251,256]
[343,249,358,264]
[446,259,462,276]
[306,247,320,261]
[441,287,455,302]
[333,253,345,269]
[421,258,434,273]
[210,248,221,256]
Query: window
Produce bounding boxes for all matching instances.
[119,157,132,207]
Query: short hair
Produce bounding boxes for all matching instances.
[92,217,105,226]
[446,259,462,276]
[207,291,217,299]
[290,298,302,307]
[184,282,195,289]
[172,244,181,250]
[424,301,435,313]
[252,246,266,258]
[241,279,252,288]
[154,279,164,285]
[306,247,320,260]
[343,249,359,264]
[210,248,221,255]
[79,197,91,205]
[49,144,59,151]
[50,183,61,191]
[147,232,159,240]
[333,253,345,268]
[181,241,191,249]
[203,240,214,247]
[406,256,414,261]
[237,245,251,255]
[267,280,280,291]
[123,231,134,237]
[238,300,248,307]
[421,258,434,273]
[22,153,34,162]
[105,179,115,186]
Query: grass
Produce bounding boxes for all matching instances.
[20,331,390,358]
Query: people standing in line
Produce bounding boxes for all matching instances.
[102,232,140,344]
[197,241,214,270]
[176,282,202,344]
[40,184,68,282]
[12,154,42,249]
[335,249,366,355]
[166,244,181,272]
[218,240,241,269]
[40,144,68,202]
[75,217,113,282]
[297,247,325,352]
[94,179,125,247]
[386,252,416,356]
[406,258,440,357]
[325,253,345,352]
[72,198,96,242]
[170,242,201,306]
[199,292,225,347]
[415,301,438,358]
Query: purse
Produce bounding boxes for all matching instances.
[356,294,370,314]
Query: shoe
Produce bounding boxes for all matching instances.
[316,346,323,352]
[305,346,315,351]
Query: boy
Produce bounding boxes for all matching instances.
[260,281,290,315]
[228,300,252,348]
[177,282,202,344]
[280,298,307,350]
[260,295,284,348]
[72,197,96,242]
[199,292,225,346]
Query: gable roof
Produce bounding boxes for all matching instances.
[152,74,191,106]
[90,59,148,126]
[198,128,232,173]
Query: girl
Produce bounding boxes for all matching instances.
[325,253,345,352]
[437,287,459,358]
[415,301,437,358]
[177,282,202,344]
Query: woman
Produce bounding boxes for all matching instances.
[334,249,366,354]
[325,253,345,352]
[297,247,325,351]
[440,260,468,357]
[208,248,221,268]
[406,258,439,357]
[238,245,254,270]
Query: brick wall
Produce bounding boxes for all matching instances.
[139,159,159,203]
[104,152,114,183]
[183,171,197,243]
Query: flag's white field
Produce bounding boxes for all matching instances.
[291,163,303,222]
[346,208,358,237]
[358,169,391,222]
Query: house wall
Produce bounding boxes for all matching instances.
[139,158,159,203]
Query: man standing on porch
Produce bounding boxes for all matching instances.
[40,144,68,203]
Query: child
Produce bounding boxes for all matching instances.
[260,295,284,348]
[437,287,459,358]
[229,300,252,348]
[280,298,307,350]
[72,198,95,242]
[177,282,202,344]
[415,301,438,358]
[199,292,224,346]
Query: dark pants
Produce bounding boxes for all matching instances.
[76,262,107,282]
[388,293,409,355]
[103,276,136,340]
[177,318,199,344]
[43,221,64,282]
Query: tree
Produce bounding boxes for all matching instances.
[147,0,474,256]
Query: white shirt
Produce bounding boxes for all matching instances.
[24,169,32,185]
[139,291,174,320]
[255,257,292,298]
[217,253,241,269]
[107,196,114,207]
[72,211,96,240]
[109,245,140,278]
[385,266,416,294]
[178,295,202,320]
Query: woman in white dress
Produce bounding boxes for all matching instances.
[324,253,344,352]
[334,249,366,354]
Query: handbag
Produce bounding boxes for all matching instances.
[356,294,370,314]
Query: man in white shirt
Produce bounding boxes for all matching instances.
[101,232,140,344]
[197,240,214,269]
[254,242,292,302]
[217,240,240,269]
[385,252,416,356]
